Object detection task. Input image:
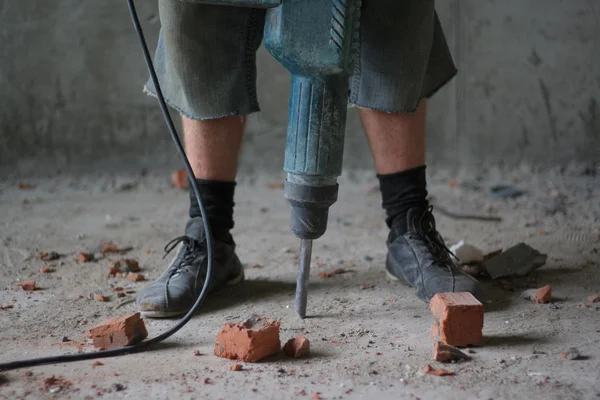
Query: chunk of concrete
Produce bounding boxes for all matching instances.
[482,243,547,279]
[449,241,484,265]
[214,315,281,363]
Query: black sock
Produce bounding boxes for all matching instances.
[188,179,236,245]
[377,165,429,233]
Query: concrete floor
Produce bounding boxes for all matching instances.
[0,165,599,399]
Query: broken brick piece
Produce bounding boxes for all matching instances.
[37,251,60,261]
[430,292,484,347]
[86,313,148,350]
[433,341,470,362]
[91,361,104,367]
[40,265,53,273]
[171,169,189,190]
[521,285,552,304]
[317,268,347,278]
[94,293,107,302]
[111,259,140,273]
[360,284,374,290]
[106,266,121,278]
[424,364,454,376]
[214,315,281,362]
[587,294,600,303]
[231,364,243,371]
[77,252,94,263]
[126,272,145,282]
[560,347,581,360]
[17,280,36,291]
[283,336,310,358]
[99,241,119,254]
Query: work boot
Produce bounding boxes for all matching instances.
[136,217,244,318]
[385,206,482,302]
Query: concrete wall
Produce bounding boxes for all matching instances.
[1,1,598,176]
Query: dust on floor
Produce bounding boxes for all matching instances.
[0,165,599,399]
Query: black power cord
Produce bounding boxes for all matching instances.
[0,0,214,372]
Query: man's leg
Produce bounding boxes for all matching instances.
[360,100,426,175]
[353,1,481,301]
[136,1,266,317]
[183,116,245,182]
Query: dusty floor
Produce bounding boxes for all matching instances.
[1,165,599,399]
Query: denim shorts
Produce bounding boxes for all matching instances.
[145,0,457,119]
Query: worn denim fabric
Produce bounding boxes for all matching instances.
[145,0,457,119]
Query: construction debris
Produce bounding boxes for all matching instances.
[91,361,104,367]
[77,252,94,262]
[95,241,132,255]
[0,305,14,310]
[488,185,524,199]
[171,168,189,190]
[521,285,552,304]
[214,315,281,362]
[430,292,484,347]
[283,336,310,358]
[17,280,37,291]
[37,251,60,261]
[482,243,547,279]
[317,268,348,278]
[231,364,243,371]
[433,341,470,362]
[40,265,53,273]
[560,347,581,360]
[424,364,454,376]
[449,241,484,265]
[94,293,107,302]
[126,272,145,282]
[86,312,148,350]
[43,376,72,393]
[111,259,140,273]
[587,294,600,303]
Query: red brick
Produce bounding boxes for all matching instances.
[521,285,552,303]
[283,336,310,358]
[86,312,148,350]
[40,266,53,273]
[214,316,280,362]
[17,280,36,291]
[430,292,484,347]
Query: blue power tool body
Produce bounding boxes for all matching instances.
[200,0,361,318]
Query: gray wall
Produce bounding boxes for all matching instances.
[1,1,598,176]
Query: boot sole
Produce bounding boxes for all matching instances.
[139,267,245,319]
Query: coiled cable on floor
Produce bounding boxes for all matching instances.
[0,0,214,372]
